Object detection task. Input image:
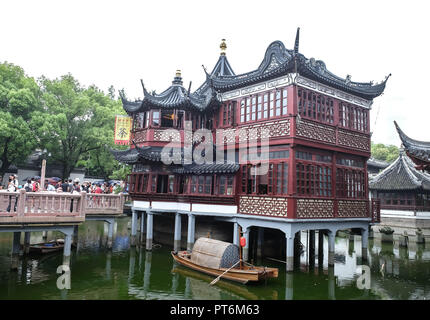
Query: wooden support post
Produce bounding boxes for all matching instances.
[130,210,138,246]
[146,212,154,251]
[174,212,181,253]
[286,236,294,272]
[11,232,21,271]
[23,232,31,255]
[328,232,335,266]
[187,214,195,251]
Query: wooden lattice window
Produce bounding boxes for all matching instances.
[296,162,332,197]
[298,88,334,124]
[339,102,368,133]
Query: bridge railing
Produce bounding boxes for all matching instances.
[85,193,125,215]
[0,190,127,222]
[0,190,86,223]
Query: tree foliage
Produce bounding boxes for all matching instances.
[36,74,126,179]
[371,142,399,163]
[0,62,43,177]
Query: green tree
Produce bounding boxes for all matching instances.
[36,74,125,179]
[371,142,399,163]
[0,62,43,179]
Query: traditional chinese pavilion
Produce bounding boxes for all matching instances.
[369,122,430,214]
[112,29,390,271]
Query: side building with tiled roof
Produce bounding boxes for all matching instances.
[369,150,430,213]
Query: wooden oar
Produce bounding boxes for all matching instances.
[210,260,240,286]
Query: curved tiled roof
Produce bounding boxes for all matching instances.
[109,145,161,164]
[395,121,430,163]
[367,158,390,169]
[208,38,390,100]
[121,74,219,114]
[174,163,240,174]
[369,151,430,191]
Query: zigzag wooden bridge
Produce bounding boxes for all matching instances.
[0,189,129,269]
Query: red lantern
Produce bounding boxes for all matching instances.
[240,237,246,247]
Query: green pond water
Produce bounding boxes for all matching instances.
[0,217,429,300]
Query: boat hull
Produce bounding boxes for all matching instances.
[171,251,278,284]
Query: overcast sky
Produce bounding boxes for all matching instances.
[2,0,429,146]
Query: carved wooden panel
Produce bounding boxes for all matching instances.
[238,119,290,142]
[338,129,370,152]
[239,196,288,217]
[296,119,336,144]
[296,199,334,218]
[133,129,148,144]
[153,129,181,142]
[337,200,368,218]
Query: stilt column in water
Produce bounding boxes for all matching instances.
[242,228,250,262]
[131,210,138,246]
[140,212,146,243]
[286,236,294,272]
[63,233,72,267]
[11,232,21,270]
[257,227,264,259]
[318,230,324,267]
[23,232,31,255]
[233,222,239,246]
[361,228,369,260]
[107,220,114,249]
[187,214,195,251]
[174,212,181,253]
[309,230,315,267]
[73,225,79,244]
[146,212,154,251]
[328,231,335,266]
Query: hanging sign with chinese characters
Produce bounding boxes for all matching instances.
[114,115,132,145]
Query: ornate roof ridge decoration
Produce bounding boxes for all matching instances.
[369,150,430,191]
[394,121,430,164]
[208,28,390,100]
[194,39,235,98]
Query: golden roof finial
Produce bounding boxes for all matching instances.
[220,39,227,55]
[176,69,181,77]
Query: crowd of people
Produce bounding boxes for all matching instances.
[0,175,126,194]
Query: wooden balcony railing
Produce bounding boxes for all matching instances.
[239,196,372,219]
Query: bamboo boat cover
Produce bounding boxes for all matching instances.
[191,238,240,269]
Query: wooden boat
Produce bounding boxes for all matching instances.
[27,239,76,254]
[172,266,261,299]
[171,237,278,284]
